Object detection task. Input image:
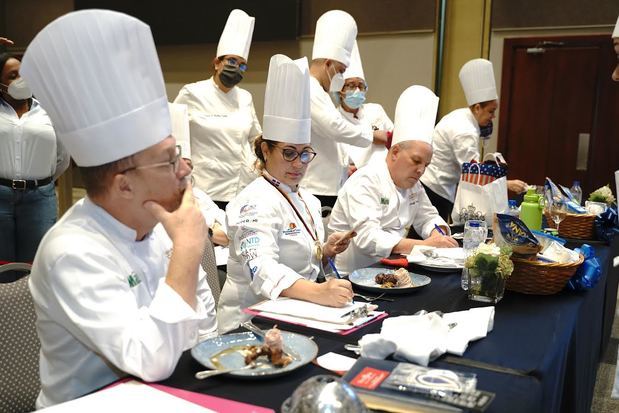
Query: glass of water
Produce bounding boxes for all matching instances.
[461,219,488,290]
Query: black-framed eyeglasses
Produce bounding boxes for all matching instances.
[121,145,182,174]
[276,146,317,164]
[342,82,367,92]
[223,57,248,73]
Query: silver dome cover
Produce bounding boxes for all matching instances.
[281,375,370,413]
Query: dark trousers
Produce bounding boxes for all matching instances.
[421,182,454,222]
[314,195,338,217]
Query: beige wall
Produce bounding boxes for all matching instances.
[162,32,436,122]
[485,26,614,154]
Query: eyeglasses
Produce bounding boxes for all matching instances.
[276,146,317,164]
[223,57,248,73]
[342,82,367,92]
[121,145,182,174]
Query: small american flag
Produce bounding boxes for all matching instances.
[461,160,508,186]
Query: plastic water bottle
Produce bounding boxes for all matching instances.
[507,200,519,217]
[461,220,488,290]
[570,180,582,206]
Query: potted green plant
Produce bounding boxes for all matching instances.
[466,243,514,303]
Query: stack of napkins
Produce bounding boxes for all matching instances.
[358,307,495,366]
[246,298,385,333]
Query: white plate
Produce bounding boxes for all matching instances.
[407,247,465,272]
[349,267,431,294]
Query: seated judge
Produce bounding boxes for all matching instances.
[23,10,217,408]
[217,55,354,334]
[329,85,458,275]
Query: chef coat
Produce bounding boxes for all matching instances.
[0,98,69,181]
[420,108,480,202]
[29,197,217,408]
[302,77,373,196]
[174,77,262,202]
[340,102,393,168]
[329,160,447,274]
[217,173,325,333]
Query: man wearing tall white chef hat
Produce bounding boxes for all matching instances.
[420,58,528,220]
[217,54,354,333]
[304,10,380,209]
[329,85,458,275]
[339,41,393,170]
[174,9,262,210]
[22,10,217,408]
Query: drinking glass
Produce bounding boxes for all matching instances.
[548,200,567,234]
[461,219,488,290]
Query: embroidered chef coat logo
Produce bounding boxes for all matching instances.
[127,273,142,288]
[380,196,390,206]
[283,222,301,236]
[239,204,257,217]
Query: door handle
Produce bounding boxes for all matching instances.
[576,133,590,171]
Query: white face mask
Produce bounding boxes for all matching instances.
[327,64,345,92]
[1,77,32,100]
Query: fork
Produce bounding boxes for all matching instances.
[195,361,266,379]
[353,292,394,302]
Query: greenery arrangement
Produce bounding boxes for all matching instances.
[588,184,616,205]
[465,243,513,303]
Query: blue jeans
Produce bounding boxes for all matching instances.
[0,182,58,263]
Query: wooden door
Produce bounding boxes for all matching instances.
[498,35,619,198]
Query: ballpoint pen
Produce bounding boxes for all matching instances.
[434,224,446,236]
[327,256,342,279]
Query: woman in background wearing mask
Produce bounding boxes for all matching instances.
[174,9,261,210]
[421,58,527,220]
[0,52,69,267]
[338,42,392,172]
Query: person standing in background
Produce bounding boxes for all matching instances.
[339,41,393,171]
[304,10,377,209]
[421,58,527,220]
[0,52,69,266]
[174,9,262,211]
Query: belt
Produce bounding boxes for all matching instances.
[0,176,53,190]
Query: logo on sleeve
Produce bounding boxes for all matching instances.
[380,196,390,206]
[127,272,142,288]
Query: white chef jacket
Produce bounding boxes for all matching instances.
[194,187,226,232]
[420,108,480,202]
[329,160,447,274]
[29,197,217,408]
[303,77,373,196]
[217,173,325,333]
[174,77,262,202]
[0,98,69,181]
[340,102,393,169]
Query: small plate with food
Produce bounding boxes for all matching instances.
[349,267,431,294]
[191,327,317,378]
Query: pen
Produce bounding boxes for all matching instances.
[434,224,446,236]
[327,256,342,279]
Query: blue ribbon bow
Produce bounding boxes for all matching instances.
[566,244,602,291]
[594,205,619,245]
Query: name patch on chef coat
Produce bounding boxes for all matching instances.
[282,222,302,236]
[380,196,390,206]
[408,192,419,206]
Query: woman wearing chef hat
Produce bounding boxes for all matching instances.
[174,9,262,210]
[420,58,528,220]
[217,54,354,334]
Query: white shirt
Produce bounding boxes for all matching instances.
[303,77,373,196]
[194,187,226,232]
[329,160,447,274]
[217,173,324,333]
[174,77,262,202]
[420,108,480,202]
[0,98,69,180]
[29,197,217,408]
[340,102,393,169]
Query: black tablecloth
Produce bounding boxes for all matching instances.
[160,238,619,413]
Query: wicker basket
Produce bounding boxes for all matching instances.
[506,254,584,295]
[544,211,596,240]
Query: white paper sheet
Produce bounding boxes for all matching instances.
[39,381,214,412]
[250,298,370,325]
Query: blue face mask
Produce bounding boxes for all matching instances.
[343,89,366,109]
[479,121,493,139]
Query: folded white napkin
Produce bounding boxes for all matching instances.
[358,307,495,366]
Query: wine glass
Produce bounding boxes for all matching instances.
[548,200,567,234]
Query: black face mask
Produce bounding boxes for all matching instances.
[479,121,493,139]
[219,64,243,88]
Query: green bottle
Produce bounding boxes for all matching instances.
[519,188,544,230]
